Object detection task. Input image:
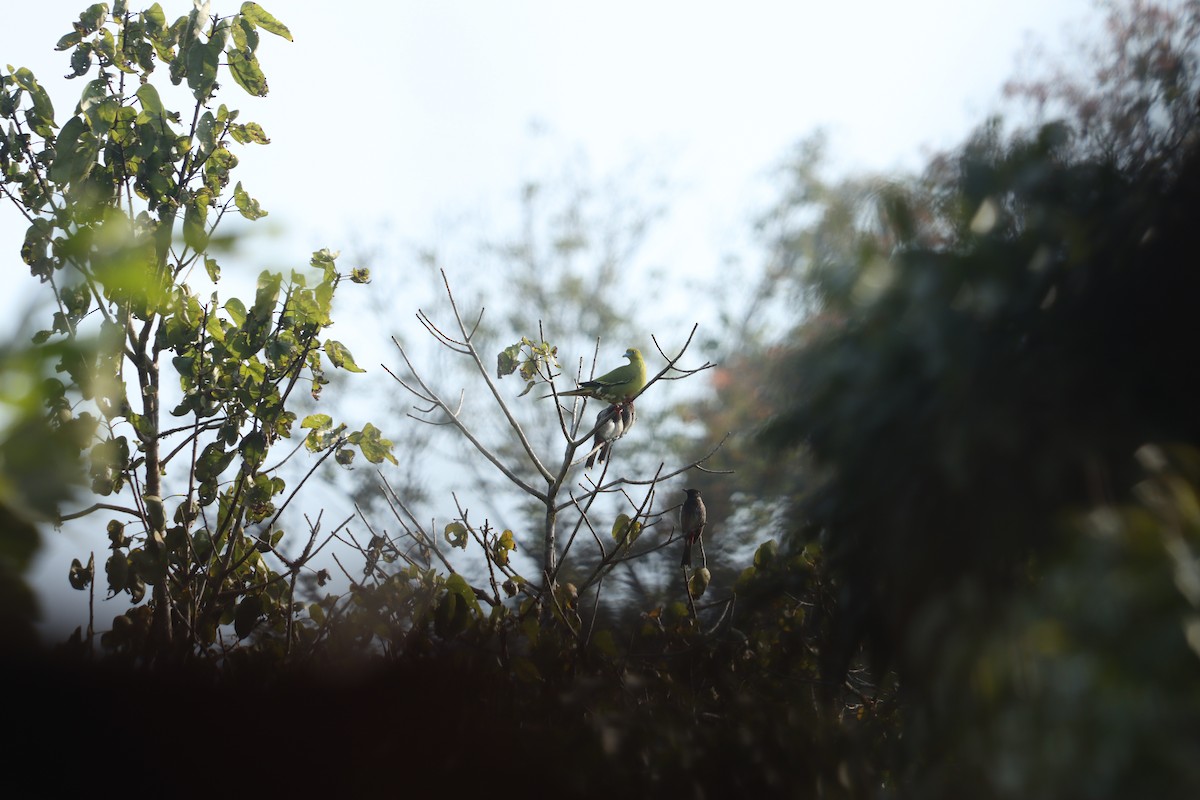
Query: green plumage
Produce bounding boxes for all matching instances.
[558,348,647,403]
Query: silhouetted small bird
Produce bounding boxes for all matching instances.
[586,400,636,469]
[680,488,707,568]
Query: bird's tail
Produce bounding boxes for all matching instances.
[586,441,612,469]
[680,541,692,568]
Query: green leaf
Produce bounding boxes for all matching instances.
[233,181,267,220]
[144,495,167,533]
[224,297,247,326]
[136,83,164,117]
[67,45,93,79]
[68,556,94,590]
[79,3,108,34]
[233,594,264,638]
[497,343,521,378]
[444,522,468,549]
[11,67,54,135]
[350,267,370,284]
[193,110,218,155]
[21,219,55,278]
[229,120,270,144]
[232,15,260,54]
[93,29,117,67]
[243,121,270,143]
[186,36,221,100]
[313,281,333,322]
[144,3,166,31]
[351,422,396,465]
[192,529,214,562]
[173,499,200,525]
[56,31,85,51]
[79,79,115,133]
[300,413,332,430]
[611,513,642,545]
[106,552,129,594]
[310,248,338,280]
[252,270,281,317]
[325,339,365,373]
[753,539,779,568]
[240,3,293,41]
[445,572,479,606]
[228,49,268,97]
[204,256,220,282]
[239,429,267,472]
[49,116,96,186]
[183,196,209,251]
[492,529,516,566]
[195,441,236,482]
[127,577,146,604]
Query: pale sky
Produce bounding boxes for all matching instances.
[2,0,1100,636]
[3,1,1098,289]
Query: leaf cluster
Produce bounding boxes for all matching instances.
[1,3,391,660]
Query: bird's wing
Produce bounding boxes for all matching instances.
[558,351,646,400]
[588,362,639,391]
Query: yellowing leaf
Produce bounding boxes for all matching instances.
[325,339,365,373]
[611,513,642,545]
[444,522,468,549]
[240,2,293,41]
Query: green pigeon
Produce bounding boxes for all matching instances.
[557,348,647,404]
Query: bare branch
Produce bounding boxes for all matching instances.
[387,334,551,500]
[416,308,470,353]
[435,270,556,483]
[555,433,733,514]
[58,502,142,523]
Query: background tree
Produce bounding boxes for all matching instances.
[751,1,1200,796]
[350,161,729,613]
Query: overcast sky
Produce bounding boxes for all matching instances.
[2,0,1101,635]
[3,1,1099,290]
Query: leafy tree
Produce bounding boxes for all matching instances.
[0,1,390,660]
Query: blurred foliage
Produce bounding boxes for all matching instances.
[1005,0,1200,172]
[900,445,1200,798]
[1,309,105,645]
[744,2,1200,796]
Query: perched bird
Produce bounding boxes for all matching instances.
[556,348,647,404]
[680,488,707,568]
[585,400,636,469]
